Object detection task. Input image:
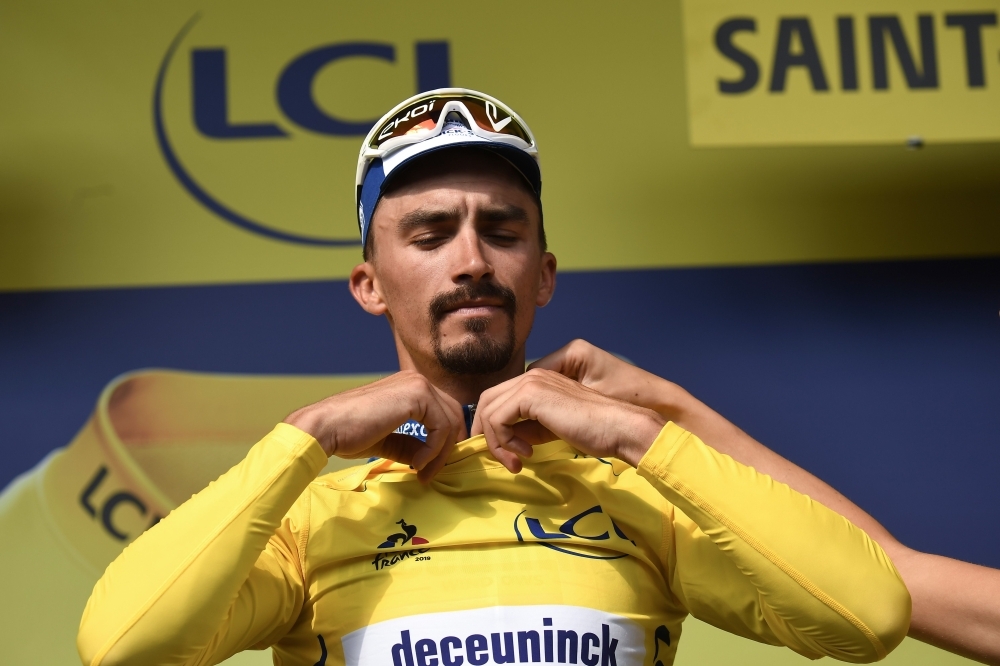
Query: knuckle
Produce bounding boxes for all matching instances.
[403,372,425,388]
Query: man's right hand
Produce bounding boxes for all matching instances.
[284,372,467,482]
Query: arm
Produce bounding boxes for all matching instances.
[639,422,909,662]
[662,379,1000,665]
[472,369,910,662]
[78,372,467,666]
[531,339,1000,665]
[77,424,325,666]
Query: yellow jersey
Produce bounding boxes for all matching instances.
[78,414,911,666]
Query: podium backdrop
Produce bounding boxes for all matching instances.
[2,1,999,664]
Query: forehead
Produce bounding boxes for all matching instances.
[374,149,539,220]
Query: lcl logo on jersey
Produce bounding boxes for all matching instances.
[153,13,451,246]
[514,505,635,560]
[79,466,162,542]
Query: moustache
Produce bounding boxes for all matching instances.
[429,282,518,323]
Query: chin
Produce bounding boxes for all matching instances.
[439,314,504,339]
[434,326,516,376]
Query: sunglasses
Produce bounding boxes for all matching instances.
[357,89,538,187]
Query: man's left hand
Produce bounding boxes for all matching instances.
[471,368,666,473]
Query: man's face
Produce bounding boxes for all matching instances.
[351,151,556,377]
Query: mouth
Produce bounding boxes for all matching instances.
[443,299,507,317]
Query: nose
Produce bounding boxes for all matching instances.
[451,223,494,283]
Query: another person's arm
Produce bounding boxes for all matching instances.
[473,369,911,662]
[78,373,466,666]
[531,339,1000,665]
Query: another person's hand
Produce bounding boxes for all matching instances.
[284,372,466,481]
[471,368,665,472]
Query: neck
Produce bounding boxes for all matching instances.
[395,342,526,406]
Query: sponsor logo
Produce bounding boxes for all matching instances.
[373,519,431,570]
[153,13,451,245]
[315,635,328,666]
[514,505,635,560]
[340,605,645,666]
[651,626,670,666]
[712,11,998,96]
[683,2,1000,146]
[79,466,161,542]
[379,519,430,548]
[393,405,475,442]
[485,102,512,132]
[394,420,429,441]
[378,99,441,142]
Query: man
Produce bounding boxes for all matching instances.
[77,90,912,666]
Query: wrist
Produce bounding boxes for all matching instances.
[616,408,667,468]
[284,405,335,456]
[648,379,696,423]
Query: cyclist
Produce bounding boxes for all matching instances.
[78,89,911,666]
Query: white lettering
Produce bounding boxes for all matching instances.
[394,110,412,129]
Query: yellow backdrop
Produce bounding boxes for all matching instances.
[2,0,999,293]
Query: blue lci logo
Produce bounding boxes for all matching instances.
[153,14,451,246]
[514,505,636,560]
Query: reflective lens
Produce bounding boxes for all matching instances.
[368,94,532,149]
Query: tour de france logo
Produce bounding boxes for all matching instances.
[373,519,431,570]
[152,13,451,247]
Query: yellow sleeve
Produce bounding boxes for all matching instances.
[637,423,911,663]
[77,423,328,666]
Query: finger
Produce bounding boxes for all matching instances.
[472,374,521,436]
[526,342,575,377]
[485,374,564,455]
[476,378,532,469]
[416,385,471,481]
[498,420,558,462]
[489,439,523,473]
[480,401,524,472]
[470,409,483,437]
[476,402,523,474]
[482,382,554,468]
[432,386,468,443]
[511,419,558,447]
[478,401,519,471]
[418,425,459,482]
[377,433,419,465]
[410,388,458,473]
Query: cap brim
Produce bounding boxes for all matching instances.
[380,135,541,199]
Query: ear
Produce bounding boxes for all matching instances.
[535,252,557,307]
[349,262,388,316]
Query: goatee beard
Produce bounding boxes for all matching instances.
[429,282,517,376]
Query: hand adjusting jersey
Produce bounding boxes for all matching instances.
[78,421,911,666]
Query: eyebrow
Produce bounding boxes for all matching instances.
[396,203,530,233]
[479,203,529,224]
[397,207,461,233]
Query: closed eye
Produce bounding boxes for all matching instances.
[411,234,449,248]
[486,232,520,245]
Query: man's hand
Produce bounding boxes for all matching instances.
[527,339,681,415]
[284,372,466,482]
[471,368,666,473]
